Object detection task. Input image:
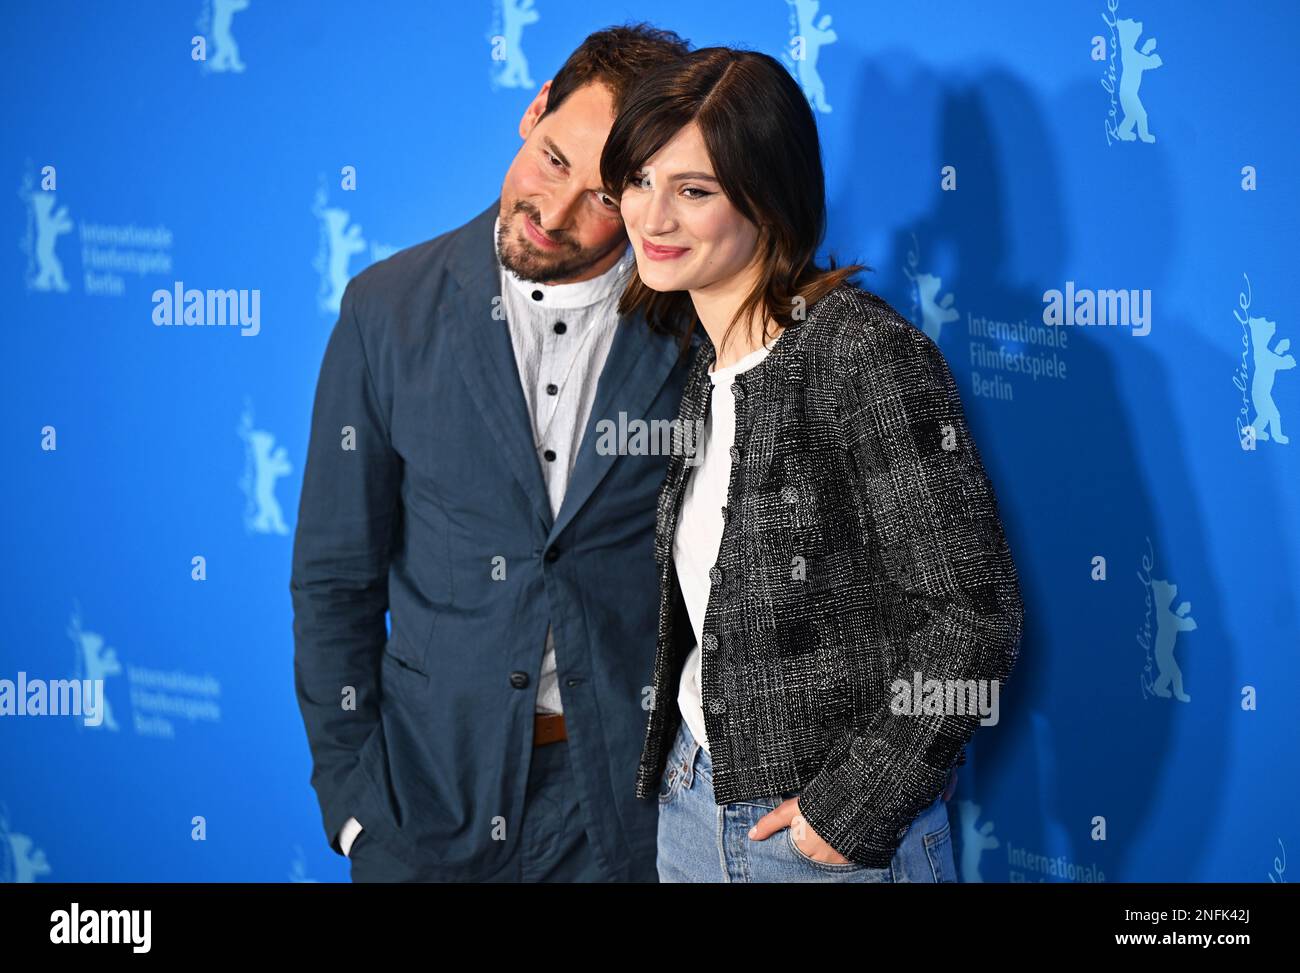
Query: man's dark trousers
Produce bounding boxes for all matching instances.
[349,737,605,882]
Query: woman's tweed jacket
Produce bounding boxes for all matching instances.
[637,282,1025,867]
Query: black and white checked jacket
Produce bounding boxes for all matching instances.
[637,282,1025,867]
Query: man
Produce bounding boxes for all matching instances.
[291,24,693,882]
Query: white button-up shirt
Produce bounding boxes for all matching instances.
[495,220,635,715]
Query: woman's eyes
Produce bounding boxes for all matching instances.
[626,174,712,200]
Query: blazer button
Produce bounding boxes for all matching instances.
[702,633,717,651]
[709,566,723,586]
[544,548,560,562]
[509,671,530,689]
[729,445,740,462]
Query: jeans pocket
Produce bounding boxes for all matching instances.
[785,819,865,871]
[923,819,958,883]
[658,762,683,805]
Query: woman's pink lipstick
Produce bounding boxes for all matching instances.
[643,241,690,261]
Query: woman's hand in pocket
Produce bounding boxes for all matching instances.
[749,797,853,865]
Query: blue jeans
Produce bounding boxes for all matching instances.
[656,719,959,882]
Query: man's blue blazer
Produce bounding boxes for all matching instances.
[290,200,696,881]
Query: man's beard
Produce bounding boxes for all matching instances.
[496,199,621,284]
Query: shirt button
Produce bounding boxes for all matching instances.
[543,448,556,461]
[546,383,558,395]
[709,566,723,586]
[553,321,567,334]
[531,290,543,302]
[729,445,740,462]
[509,671,530,688]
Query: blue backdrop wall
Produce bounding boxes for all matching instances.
[2,0,1296,883]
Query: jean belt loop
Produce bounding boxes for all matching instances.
[682,735,700,788]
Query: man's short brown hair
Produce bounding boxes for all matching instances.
[540,23,691,119]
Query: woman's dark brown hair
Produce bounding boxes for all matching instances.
[600,47,866,358]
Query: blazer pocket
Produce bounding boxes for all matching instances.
[382,635,429,681]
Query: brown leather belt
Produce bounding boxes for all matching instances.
[534,712,567,746]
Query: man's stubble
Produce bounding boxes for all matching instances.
[496,198,626,284]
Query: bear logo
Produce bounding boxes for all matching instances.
[1246,315,1294,445]
[1147,578,1196,702]
[1115,18,1162,143]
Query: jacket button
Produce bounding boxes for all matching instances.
[544,548,560,562]
[708,698,726,714]
[702,633,717,651]
[709,566,723,586]
[509,671,530,689]
[731,382,745,400]
[781,485,798,503]
[720,504,728,522]
[729,445,740,462]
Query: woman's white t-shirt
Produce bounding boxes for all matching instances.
[673,332,782,753]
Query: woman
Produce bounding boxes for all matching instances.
[600,48,1025,883]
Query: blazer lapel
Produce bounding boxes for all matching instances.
[445,201,553,535]
[546,315,682,546]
